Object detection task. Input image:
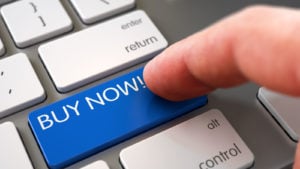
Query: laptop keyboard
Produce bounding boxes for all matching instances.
[0,0,299,169]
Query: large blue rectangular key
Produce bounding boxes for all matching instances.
[28,68,207,169]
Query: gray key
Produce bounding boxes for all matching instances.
[258,87,300,141]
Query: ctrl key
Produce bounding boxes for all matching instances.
[120,109,254,169]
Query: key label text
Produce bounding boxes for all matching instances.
[37,76,146,130]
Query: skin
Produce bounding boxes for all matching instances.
[143,5,300,168]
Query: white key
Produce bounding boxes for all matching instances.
[1,0,72,48]
[120,109,254,169]
[0,37,5,56]
[39,10,167,92]
[0,53,45,118]
[80,160,110,169]
[258,87,300,141]
[71,0,135,24]
[0,122,33,169]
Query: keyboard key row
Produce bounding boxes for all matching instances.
[0,0,138,49]
[0,53,45,118]
[28,67,207,169]
[0,110,255,169]
[39,10,167,92]
[70,0,135,24]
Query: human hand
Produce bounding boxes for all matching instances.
[143,5,300,168]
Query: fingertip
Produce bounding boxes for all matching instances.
[144,52,176,100]
[143,53,165,97]
[143,56,157,92]
[143,46,213,101]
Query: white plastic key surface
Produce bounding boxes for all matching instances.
[70,0,135,24]
[0,122,33,169]
[0,53,45,118]
[120,109,254,169]
[80,160,110,169]
[258,87,300,141]
[39,10,167,92]
[1,0,72,47]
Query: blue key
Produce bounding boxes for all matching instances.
[28,67,207,169]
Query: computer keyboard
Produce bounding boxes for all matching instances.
[0,0,300,169]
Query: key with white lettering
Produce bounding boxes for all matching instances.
[28,67,207,169]
[70,0,135,24]
[0,53,45,118]
[80,160,110,169]
[1,0,72,47]
[120,109,254,169]
[39,10,167,92]
[258,87,300,141]
[0,122,33,169]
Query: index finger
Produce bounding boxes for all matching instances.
[143,5,300,101]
